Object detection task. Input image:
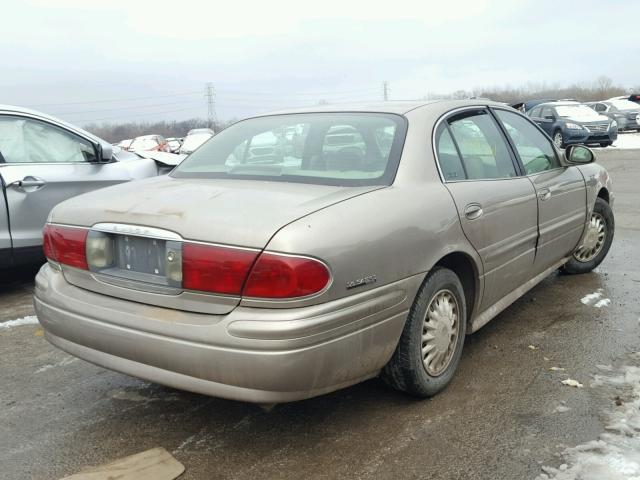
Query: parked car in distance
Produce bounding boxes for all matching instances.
[527,101,618,147]
[179,128,214,155]
[166,137,183,153]
[587,100,640,132]
[130,134,170,153]
[608,94,640,104]
[0,105,174,269]
[35,100,614,405]
[115,138,133,151]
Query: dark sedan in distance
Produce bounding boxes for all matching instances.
[527,101,618,148]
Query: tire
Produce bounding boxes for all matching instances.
[563,197,614,274]
[600,142,612,147]
[382,268,466,397]
[553,130,564,149]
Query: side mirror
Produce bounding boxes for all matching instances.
[95,143,113,163]
[565,145,594,164]
[544,115,556,121]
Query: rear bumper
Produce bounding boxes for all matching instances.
[34,264,419,403]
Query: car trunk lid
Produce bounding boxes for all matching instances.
[52,175,382,314]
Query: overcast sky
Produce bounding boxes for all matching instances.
[2,0,639,125]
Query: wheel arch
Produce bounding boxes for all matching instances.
[433,251,480,325]
[597,187,610,204]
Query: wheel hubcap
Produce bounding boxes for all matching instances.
[421,289,459,376]
[554,133,563,147]
[573,212,606,263]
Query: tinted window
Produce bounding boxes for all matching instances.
[594,103,606,112]
[529,106,541,117]
[435,124,466,181]
[0,116,96,164]
[494,109,560,175]
[447,110,517,180]
[173,113,406,186]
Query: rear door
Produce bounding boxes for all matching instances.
[435,108,539,311]
[0,114,132,250]
[493,108,587,273]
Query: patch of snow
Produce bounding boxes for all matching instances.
[35,356,77,373]
[581,290,603,305]
[550,367,566,372]
[0,315,39,329]
[554,405,571,413]
[594,299,612,308]
[561,379,584,388]
[537,365,640,479]
[612,132,640,150]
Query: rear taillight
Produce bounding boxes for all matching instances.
[42,224,88,270]
[182,243,258,295]
[243,253,331,298]
[183,245,330,299]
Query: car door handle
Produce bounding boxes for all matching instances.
[8,177,47,190]
[538,188,551,201]
[464,203,483,220]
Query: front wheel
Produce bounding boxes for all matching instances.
[553,130,564,148]
[382,268,466,397]
[563,197,614,274]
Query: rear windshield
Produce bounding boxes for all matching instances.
[171,113,407,186]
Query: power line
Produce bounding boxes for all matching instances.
[27,90,203,108]
[48,99,205,116]
[75,105,205,123]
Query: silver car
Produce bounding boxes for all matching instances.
[34,100,614,404]
[0,105,176,268]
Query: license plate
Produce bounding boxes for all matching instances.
[115,235,167,276]
[86,231,182,287]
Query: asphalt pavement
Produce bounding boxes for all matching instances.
[1,147,639,480]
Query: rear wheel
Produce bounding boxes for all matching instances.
[382,268,466,397]
[553,130,564,148]
[600,142,612,147]
[563,197,614,274]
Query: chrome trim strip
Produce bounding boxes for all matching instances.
[91,223,182,241]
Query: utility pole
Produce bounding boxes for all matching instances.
[382,81,390,101]
[204,82,217,129]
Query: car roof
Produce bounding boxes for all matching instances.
[253,99,508,117]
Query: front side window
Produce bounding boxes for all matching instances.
[172,113,407,186]
[541,106,554,118]
[446,109,517,180]
[494,109,560,175]
[529,106,542,117]
[0,116,96,164]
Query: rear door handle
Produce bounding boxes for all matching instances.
[464,203,483,220]
[538,188,551,201]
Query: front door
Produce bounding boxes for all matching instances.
[493,108,587,273]
[0,115,129,250]
[435,108,539,312]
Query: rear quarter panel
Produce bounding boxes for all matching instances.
[253,183,480,310]
[575,162,614,216]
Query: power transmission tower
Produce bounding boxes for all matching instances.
[382,81,390,101]
[204,82,217,129]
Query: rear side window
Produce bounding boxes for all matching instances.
[529,106,542,117]
[435,124,466,181]
[445,110,517,180]
[494,109,560,175]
